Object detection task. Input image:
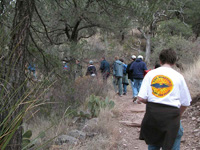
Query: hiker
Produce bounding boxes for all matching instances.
[86,60,97,77]
[129,55,147,102]
[113,56,123,96]
[126,55,136,98]
[119,59,129,95]
[28,63,37,80]
[100,56,110,82]
[75,59,83,78]
[137,48,191,150]
[63,61,69,71]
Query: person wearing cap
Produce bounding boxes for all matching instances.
[137,48,191,150]
[126,55,136,98]
[86,60,97,77]
[129,55,147,102]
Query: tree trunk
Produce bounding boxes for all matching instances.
[0,1,35,150]
[145,33,151,65]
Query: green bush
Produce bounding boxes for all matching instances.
[87,95,115,117]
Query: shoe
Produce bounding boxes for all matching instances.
[134,100,142,104]
[119,95,122,97]
[133,97,137,102]
[123,93,126,95]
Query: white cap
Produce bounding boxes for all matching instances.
[138,55,143,60]
[89,60,93,65]
[131,55,136,59]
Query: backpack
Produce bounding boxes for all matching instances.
[123,64,127,74]
[88,66,96,76]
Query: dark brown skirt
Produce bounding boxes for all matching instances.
[140,102,180,150]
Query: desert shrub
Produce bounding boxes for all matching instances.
[151,36,196,65]
[87,95,115,117]
[157,19,193,38]
[39,75,110,118]
[183,57,200,99]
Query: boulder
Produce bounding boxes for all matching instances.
[55,135,79,145]
[68,130,86,140]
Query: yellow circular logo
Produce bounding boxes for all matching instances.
[151,75,173,98]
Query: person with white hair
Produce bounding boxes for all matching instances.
[86,60,97,77]
[129,55,147,102]
[126,55,136,98]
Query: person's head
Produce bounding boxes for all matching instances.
[131,55,136,61]
[115,56,119,60]
[101,56,105,61]
[119,58,124,62]
[89,60,93,65]
[76,59,80,64]
[138,55,143,60]
[154,62,161,69]
[159,48,177,65]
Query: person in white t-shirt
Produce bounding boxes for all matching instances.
[137,48,192,150]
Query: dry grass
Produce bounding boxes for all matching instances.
[69,107,120,150]
[24,116,73,149]
[183,57,200,98]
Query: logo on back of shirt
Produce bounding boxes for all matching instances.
[151,75,173,98]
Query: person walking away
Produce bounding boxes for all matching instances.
[119,59,129,95]
[137,48,191,150]
[100,56,110,82]
[86,60,97,77]
[129,55,147,102]
[75,59,83,79]
[126,55,136,98]
[113,56,123,96]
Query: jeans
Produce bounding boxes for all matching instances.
[113,77,118,93]
[148,122,183,150]
[123,84,127,94]
[113,76,123,95]
[133,79,143,97]
[130,79,134,97]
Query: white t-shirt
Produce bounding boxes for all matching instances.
[138,66,192,108]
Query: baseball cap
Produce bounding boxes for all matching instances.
[138,55,143,60]
[131,55,136,59]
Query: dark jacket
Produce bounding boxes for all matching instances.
[129,58,147,79]
[86,65,97,76]
[100,60,110,73]
[126,61,134,80]
[113,60,123,77]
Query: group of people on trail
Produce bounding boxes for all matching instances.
[63,48,191,150]
[112,55,148,98]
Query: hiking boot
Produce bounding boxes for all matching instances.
[133,97,137,102]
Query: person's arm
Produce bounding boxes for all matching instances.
[137,96,147,104]
[126,64,130,74]
[180,106,187,116]
[113,62,116,76]
[129,63,133,71]
[100,61,104,71]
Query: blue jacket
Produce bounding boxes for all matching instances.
[113,60,123,77]
[129,58,147,79]
[100,60,110,73]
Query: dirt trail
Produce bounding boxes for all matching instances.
[113,92,147,150]
[113,91,200,150]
